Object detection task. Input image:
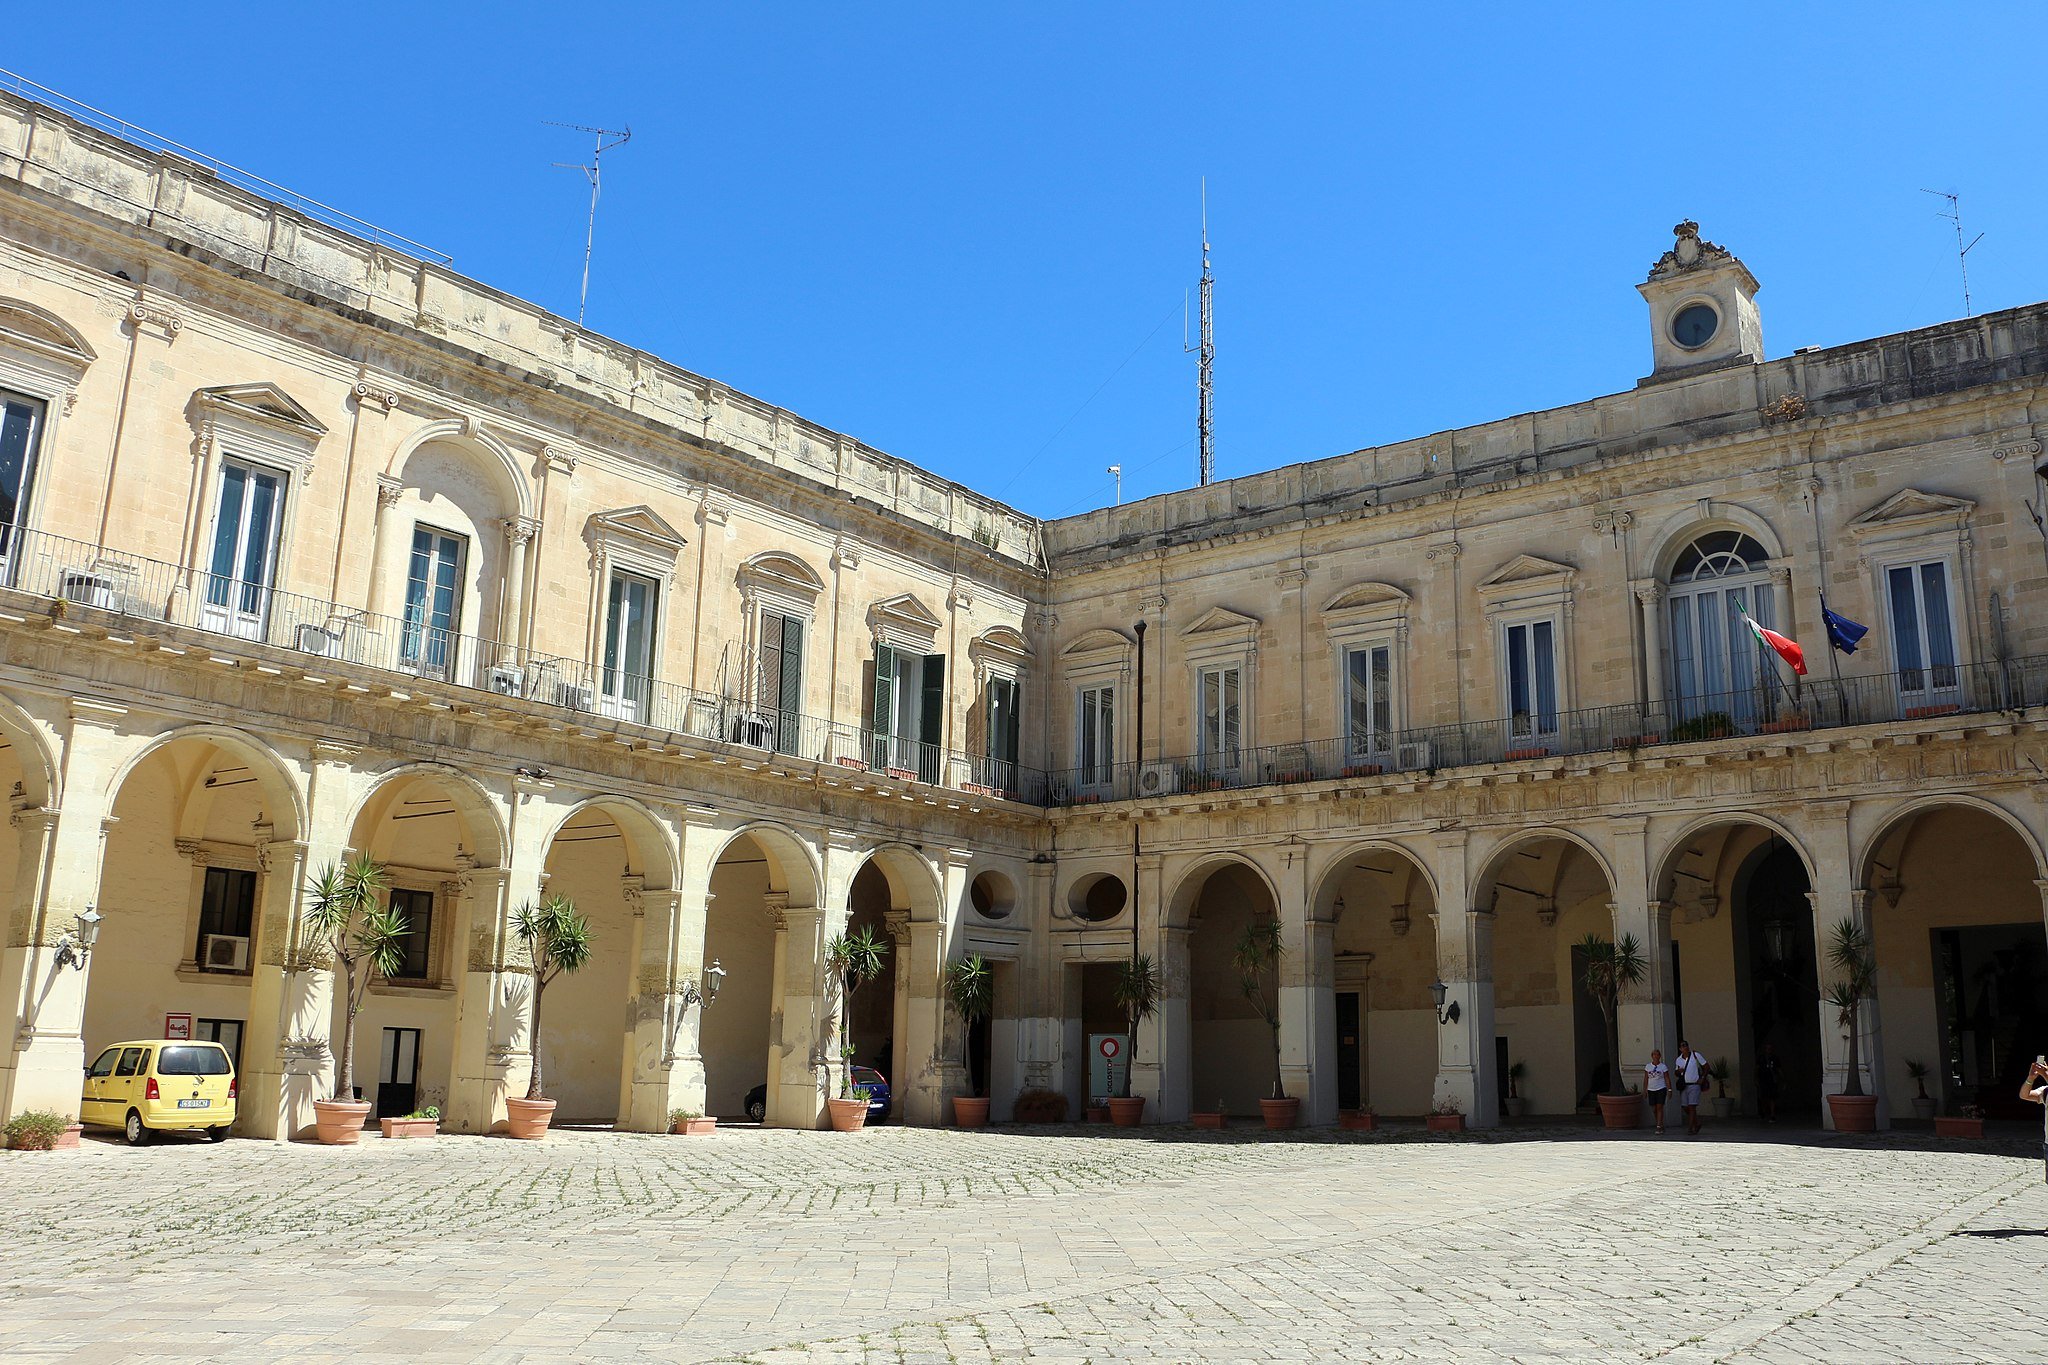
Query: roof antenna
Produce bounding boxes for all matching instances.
[550,120,633,326]
[1920,189,1984,317]
[1183,179,1215,486]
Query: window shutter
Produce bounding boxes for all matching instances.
[758,610,784,713]
[779,615,804,715]
[872,643,897,739]
[994,678,1020,766]
[920,653,946,749]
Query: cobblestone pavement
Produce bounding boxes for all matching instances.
[0,1119,2040,1363]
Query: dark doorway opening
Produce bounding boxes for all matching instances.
[1935,924,2048,1118]
[1732,841,1822,1119]
[1570,943,1606,1109]
[377,1026,422,1117]
[1336,991,1362,1111]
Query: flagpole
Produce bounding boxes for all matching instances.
[1808,481,1848,713]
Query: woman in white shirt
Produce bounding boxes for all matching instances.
[1644,1050,1670,1135]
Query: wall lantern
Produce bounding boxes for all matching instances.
[1428,977,1461,1026]
[680,958,727,1010]
[54,906,102,971]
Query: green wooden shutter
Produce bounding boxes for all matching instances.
[871,643,897,771]
[779,616,804,714]
[919,653,945,782]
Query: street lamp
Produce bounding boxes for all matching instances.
[54,907,102,971]
[679,958,727,1011]
[1429,978,1461,1026]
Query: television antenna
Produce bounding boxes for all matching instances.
[1108,464,1123,506]
[550,120,633,326]
[1920,189,1984,317]
[1183,179,1215,486]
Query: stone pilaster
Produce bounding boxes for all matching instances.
[1432,906,1498,1128]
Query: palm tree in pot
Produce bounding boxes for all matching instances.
[1578,932,1646,1129]
[302,854,405,1144]
[823,925,889,1131]
[1905,1059,1936,1120]
[1234,917,1296,1130]
[1107,954,1159,1125]
[944,952,993,1127]
[1822,918,1880,1132]
[507,894,594,1139]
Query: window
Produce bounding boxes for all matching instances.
[196,866,258,971]
[202,458,285,640]
[1344,644,1393,758]
[1502,619,1558,741]
[195,1019,244,1072]
[1667,532,1775,721]
[0,391,44,565]
[157,1045,233,1076]
[87,1048,119,1078]
[984,675,1020,787]
[114,1047,146,1078]
[1077,684,1116,787]
[757,609,805,754]
[1886,560,1958,705]
[601,571,659,720]
[871,643,945,782]
[386,887,435,981]
[1197,664,1242,770]
[401,527,465,680]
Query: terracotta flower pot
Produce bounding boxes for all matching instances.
[1085,1105,1110,1124]
[1259,1097,1300,1131]
[56,1122,83,1150]
[1339,1110,1377,1132]
[1106,1096,1146,1127]
[1425,1112,1466,1133]
[1909,1097,1937,1121]
[378,1116,438,1140]
[670,1117,717,1135]
[505,1097,557,1140]
[952,1096,990,1128]
[1827,1093,1879,1133]
[826,1097,869,1132]
[1191,1111,1225,1129]
[1595,1093,1642,1130]
[1502,1097,1527,1119]
[312,1099,372,1145]
[1933,1115,1984,1139]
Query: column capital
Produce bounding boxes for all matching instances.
[502,515,542,547]
[375,473,405,509]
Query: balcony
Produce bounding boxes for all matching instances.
[1046,657,2048,807]
[1,526,1049,806]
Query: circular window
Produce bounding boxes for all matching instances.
[1671,303,1719,350]
[1067,873,1128,923]
[970,870,1017,920]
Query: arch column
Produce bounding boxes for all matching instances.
[1432,906,1498,1128]
[445,864,523,1134]
[769,896,831,1129]
[1634,582,1665,709]
[1809,800,1886,1128]
[619,884,697,1133]
[1275,844,1333,1124]
[1610,816,1675,1070]
[499,517,538,662]
[236,834,317,1141]
[366,475,406,622]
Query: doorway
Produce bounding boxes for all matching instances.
[1732,841,1822,1118]
[377,1027,422,1117]
[1336,991,1362,1111]
[1935,925,2048,1118]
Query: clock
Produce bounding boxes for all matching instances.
[1671,303,1719,349]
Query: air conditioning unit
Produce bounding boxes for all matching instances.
[203,933,250,972]
[554,681,595,712]
[295,623,340,657]
[1136,760,1180,798]
[1395,740,1433,771]
[730,712,773,749]
[59,569,118,610]
[487,665,525,697]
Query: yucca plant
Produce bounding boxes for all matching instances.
[1110,954,1160,1100]
[944,953,994,1097]
[1233,917,1286,1101]
[303,854,403,1105]
[824,925,890,1099]
[1823,918,1877,1097]
[1577,932,1646,1098]
[513,893,595,1101]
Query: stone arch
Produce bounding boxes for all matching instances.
[1165,852,1283,931]
[1856,792,2048,885]
[854,843,945,922]
[539,795,679,892]
[385,419,534,522]
[101,724,306,842]
[1309,838,1438,919]
[0,298,96,362]
[1472,826,1618,908]
[345,761,507,868]
[736,549,827,597]
[1643,501,1787,580]
[0,689,57,809]
[1652,810,1819,900]
[706,820,822,908]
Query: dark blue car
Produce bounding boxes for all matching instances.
[745,1067,891,1123]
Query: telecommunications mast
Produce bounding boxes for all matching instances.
[1920,188,1984,318]
[1185,180,1215,486]
[550,120,633,325]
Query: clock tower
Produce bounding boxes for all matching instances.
[1638,221,1762,380]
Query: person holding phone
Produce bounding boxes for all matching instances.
[2022,1056,2048,1182]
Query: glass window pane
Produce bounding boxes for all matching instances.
[1888,565,1923,674]
[1669,595,1695,703]
[1533,620,1556,727]
[1371,646,1391,738]
[0,397,41,540]
[208,465,248,601]
[1919,563,1955,678]
[1506,624,1530,720]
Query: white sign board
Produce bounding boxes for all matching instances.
[1087,1032,1129,1100]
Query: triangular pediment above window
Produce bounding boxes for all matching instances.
[1476,554,1575,590]
[192,383,328,439]
[1847,488,1974,534]
[1321,581,1411,616]
[868,593,945,648]
[588,506,689,557]
[1180,605,1262,638]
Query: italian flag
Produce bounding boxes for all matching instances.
[1740,612,1806,676]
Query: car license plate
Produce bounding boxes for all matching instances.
[177,1098,209,1109]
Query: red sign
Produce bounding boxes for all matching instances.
[1097,1035,1121,1060]
[164,1013,193,1041]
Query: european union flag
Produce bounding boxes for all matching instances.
[1822,599,1869,655]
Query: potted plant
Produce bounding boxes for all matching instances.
[823,925,889,1133]
[303,854,406,1145]
[1905,1060,1936,1120]
[1235,917,1297,1130]
[508,893,595,1140]
[1190,1100,1226,1130]
[1339,1108,1378,1132]
[944,952,993,1127]
[1426,1097,1465,1133]
[379,1104,440,1140]
[4,1109,78,1151]
[1822,918,1879,1133]
[1709,1058,1735,1119]
[1579,931,1647,1129]
[1107,954,1159,1126]
[669,1108,717,1136]
[1935,1103,1985,1139]
[1503,1060,1528,1118]
[1085,1098,1111,1123]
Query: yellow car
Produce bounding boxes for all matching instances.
[81,1040,237,1145]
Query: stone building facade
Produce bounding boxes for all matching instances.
[0,93,2043,1139]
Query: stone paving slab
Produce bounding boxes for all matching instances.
[0,1122,2037,1362]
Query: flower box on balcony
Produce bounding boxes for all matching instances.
[1273,770,1315,785]
[1069,793,1103,806]
[886,766,919,783]
[1339,764,1383,779]
[962,783,1003,798]
[1758,715,1812,734]
[1904,703,1963,720]
[1610,734,1662,750]
[836,755,865,769]
[1502,747,1552,762]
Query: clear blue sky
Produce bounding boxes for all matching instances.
[10,5,2045,518]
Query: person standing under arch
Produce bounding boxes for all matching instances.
[1675,1040,1711,1136]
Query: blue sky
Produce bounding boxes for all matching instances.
[10,5,2046,518]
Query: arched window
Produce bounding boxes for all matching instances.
[1666,531,1775,718]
